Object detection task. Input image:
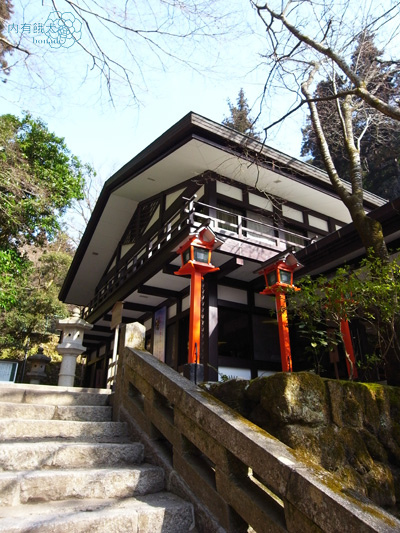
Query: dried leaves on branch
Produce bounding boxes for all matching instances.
[251,0,400,123]
[301,32,400,200]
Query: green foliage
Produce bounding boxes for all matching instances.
[0,112,92,320]
[0,239,73,359]
[0,249,29,310]
[0,112,89,251]
[289,254,400,378]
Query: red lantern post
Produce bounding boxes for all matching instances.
[175,227,222,368]
[326,288,359,380]
[340,319,358,379]
[258,253,302,373]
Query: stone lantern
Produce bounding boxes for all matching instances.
[56,308,93,387]
[26,346,51,384]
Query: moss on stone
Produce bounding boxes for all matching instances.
[207,373,400,518]
[393,422,400,447]
[245,376,269,404]
[360,429,388,463]
[257,372,329,428]
[205,379,250,417]
[388,386,400,442]
[364,462,395,507]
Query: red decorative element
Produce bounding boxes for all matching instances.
[275,291,293,373]
[340,319,359,379]
[260,259,300,295]
[175,228,221,365]
[259,254,302,373]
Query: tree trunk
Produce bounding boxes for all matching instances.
[301,79,398,383]
[351,209,390,263]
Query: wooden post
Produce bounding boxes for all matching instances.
[275,291,293,373]
[107,301,123,389]
[340,320,358,379]
[188,270,203,364]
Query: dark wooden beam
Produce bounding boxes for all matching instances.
[91,325,112,333]
[217,257,244,279]
[84,333,113,343]
[103,313,145,323]
[120,301,154,312]
[204,276,218,382]
[163,264,180,276]
[138,285,180,299]
[217,277,250,292]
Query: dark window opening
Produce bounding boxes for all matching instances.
[178,315,189,367]
[252,314,280,362]
[218,308,252,359]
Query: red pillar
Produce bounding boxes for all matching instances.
[275,291,293,372]
[188,270,203,364]
[340,320,358,379]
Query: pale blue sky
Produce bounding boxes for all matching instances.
[1,0,306,188]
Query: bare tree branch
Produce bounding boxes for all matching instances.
[4,0,238,102]
[251,0,400,121]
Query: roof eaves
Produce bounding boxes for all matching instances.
[60,111,387,300]
[296,197,400,273]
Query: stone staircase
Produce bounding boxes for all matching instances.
[0,383,195,532]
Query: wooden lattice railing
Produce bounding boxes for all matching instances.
[111,332,399,533]
[84,197,311,320]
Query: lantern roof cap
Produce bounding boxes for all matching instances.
[175,225,224,253]
[256,249,303,274]
[27,346,51,363]
[56,308,93,331]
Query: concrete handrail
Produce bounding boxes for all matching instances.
[112,344,400,533]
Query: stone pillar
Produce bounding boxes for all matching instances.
[56,308,93,387]
[121,322,146,351]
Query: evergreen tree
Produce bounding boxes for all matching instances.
[0,112,91,310]
[0,235,74,359]
[222,89,261,139]
[301,33,400,200]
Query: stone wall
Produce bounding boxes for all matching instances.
[205,373,400,518]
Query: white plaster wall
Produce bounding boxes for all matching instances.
[218,286,248,305]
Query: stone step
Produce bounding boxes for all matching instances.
[0,465,165,505]
[0,402,113,421]
[0,441,144,471]
[0,419,128,441]
[0,383,111,406]
[0,492,195,533]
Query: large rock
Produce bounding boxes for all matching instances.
[206,372,400,517]
[248,372,329,428]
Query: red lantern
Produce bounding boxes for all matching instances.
[175,227,222,365]
[258,253,302,373]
